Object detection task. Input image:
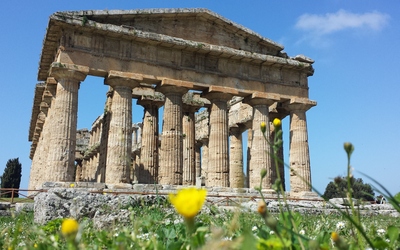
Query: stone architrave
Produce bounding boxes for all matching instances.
[157,82,191,185]
[284,99,316,195]
[244,93,279,190]
[203,86,237,187]
[46,63,89,182]
[104,71,141,184]
[229,125,245,188]
[137,98,162,184]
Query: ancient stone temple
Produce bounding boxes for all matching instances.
[28,8,316,197]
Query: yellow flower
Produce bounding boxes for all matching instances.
[273,118,281,128]
[331,231,340,242]
[61,218,79,239]
[169,187,207,220]
[260,122,267,133]
[69,183,75,188]
[33,243,38,248]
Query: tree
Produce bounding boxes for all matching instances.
[322,176,375,201]
[0,158,22,198]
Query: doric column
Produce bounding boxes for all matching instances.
[229,125,245,188]
[269,106,289,191]
[157,85,188,185]
[29,78,57,191]
[195,141,202,186]
[104,71,141,184]
[46,63,88,182]
[244,93,279,190]
[137,98,162,184]
[284,99,316,195]
[203,87,234,187]
[182,106,197,185]
[200,139,209,186]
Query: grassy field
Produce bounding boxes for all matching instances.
[0,200,399,250]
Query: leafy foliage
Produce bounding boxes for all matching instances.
[0,158,22,197]
[323,176,375,201]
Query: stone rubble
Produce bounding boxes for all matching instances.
[31,184,399,227]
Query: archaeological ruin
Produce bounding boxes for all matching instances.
[28,8,317,197]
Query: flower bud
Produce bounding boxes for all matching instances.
[260,122,267,133]
[257,200,267,217]
[260,168,267,179]
[273,118,281,128]
[343,142,354,157]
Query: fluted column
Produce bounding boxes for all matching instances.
[195,141,202,186]
[29,78,57,191]
[46,63,89,182]
[157,86,187,184]
[203,92,232,187]
[137,99,161,184]
[244,93,278,190]
[201,139,209,186]
[104,71,141,184]
[284,99,316,195]
[229,126,244,188]
[182,107,197,185]
[269,107,289,191]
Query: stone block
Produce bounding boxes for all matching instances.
[0,202,10,210]
[15,203,34,213]
[106,183,133,190]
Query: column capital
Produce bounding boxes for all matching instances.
[50,62,89,82]
[283,98,316,112]
[105,70,143,88]
[202,85,238,101]
[243,92,280,106]
[156,78,191,94]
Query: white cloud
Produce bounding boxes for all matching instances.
[295,9,390,35]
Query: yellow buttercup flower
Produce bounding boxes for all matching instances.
[169,187,207,220]
[331,231,339,242]
[70,183,75,188]
[273,118,281,128]
[61,218,79,239]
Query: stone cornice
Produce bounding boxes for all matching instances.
[38,9,314,81]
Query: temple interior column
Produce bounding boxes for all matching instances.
[157,85,188,185]
[229,125,245,188]
[104,71,141,184]
[46,63,89,182]
[244,93,278,190]
[195,141,202,186]
[203,91,232,187]
[284,99,315,195]
[182,105,200,185]
[200,139,209,186]
[137,98,162,184]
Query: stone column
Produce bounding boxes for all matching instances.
[157,86,188,185]
[29,78,57,191]
[104,71,141,184]
[182,106,198,185]
[284,99,316,195]
[203,91,232,187]
[244,93,279,190]
[200,139,209,186]
[137,99,161,184]
[195,141,202,187]
[46,63,89,182]
[229,125,244,188]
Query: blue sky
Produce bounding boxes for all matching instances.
[1,1,399,196]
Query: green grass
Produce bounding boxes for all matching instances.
[0,202,399,249]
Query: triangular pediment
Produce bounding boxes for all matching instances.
[56,8,283,56]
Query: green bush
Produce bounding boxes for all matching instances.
[323,176,375,201]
